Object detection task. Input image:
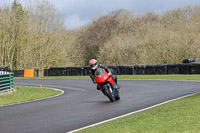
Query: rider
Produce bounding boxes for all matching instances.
[89,59,120,90]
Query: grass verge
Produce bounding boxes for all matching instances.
[118,75,200,81]
[76,93,200,133]
[0,86,61,106]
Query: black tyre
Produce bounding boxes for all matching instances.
[104,86,115,102]
[115,93,120,100]
[114,89,120,100]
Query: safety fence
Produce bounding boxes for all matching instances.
[11,57,200,77]
[0,67,14,93]
[12,69,39,77]
[43,63,200,76]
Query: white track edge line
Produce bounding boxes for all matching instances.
[67,92,198,133]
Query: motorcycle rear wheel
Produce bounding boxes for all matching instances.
[115,93,120,100]
[114,88,120,100]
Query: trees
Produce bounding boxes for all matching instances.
[0,0,26,70]
[0,0,68,76]
[24,0,66,76]
[97,6,200,65]
[1,1,200,75]
[78,10,136,65]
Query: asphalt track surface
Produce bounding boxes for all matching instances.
[0,79,200,133]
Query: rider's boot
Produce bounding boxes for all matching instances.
[114,85,119,97]
[97,85,100,90]
[116,84,120,89]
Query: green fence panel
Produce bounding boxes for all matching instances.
[0,73,14,93]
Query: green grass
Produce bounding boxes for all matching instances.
[77,93,200,133]
[14,76,90,79]
[118,75,200,81]
[0,86,61,106]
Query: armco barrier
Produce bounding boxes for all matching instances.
[0,72,14,93]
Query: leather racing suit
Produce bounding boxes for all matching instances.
[89,64,119,90]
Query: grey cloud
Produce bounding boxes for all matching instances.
[50,0,200,19]
[2,0,200,28]
[51,0,200,28]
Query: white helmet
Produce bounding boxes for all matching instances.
[89,59,98,70]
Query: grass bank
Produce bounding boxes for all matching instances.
[118,75,200,81]
[67,75,200,133]
[0,86,61,106]
[76,93,200,133]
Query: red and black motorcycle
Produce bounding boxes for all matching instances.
[95,68,120,102]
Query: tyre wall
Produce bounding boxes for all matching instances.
[43,63,200,76]
[12,57,200,76]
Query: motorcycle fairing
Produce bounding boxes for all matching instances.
[95,69,114,85]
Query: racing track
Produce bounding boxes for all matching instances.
[0,79,200,133]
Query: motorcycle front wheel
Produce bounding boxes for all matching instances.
[103,86,115,102]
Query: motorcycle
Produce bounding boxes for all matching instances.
[94,68,120,102]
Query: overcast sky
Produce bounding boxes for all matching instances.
[1,0,200,29]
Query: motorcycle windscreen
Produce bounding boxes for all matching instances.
[95,68,109,83]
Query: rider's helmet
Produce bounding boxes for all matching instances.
[89,59,98,70]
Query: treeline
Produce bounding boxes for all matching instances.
[0,0,69,76]
[84,7,200,66]
[1,0,200,76]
